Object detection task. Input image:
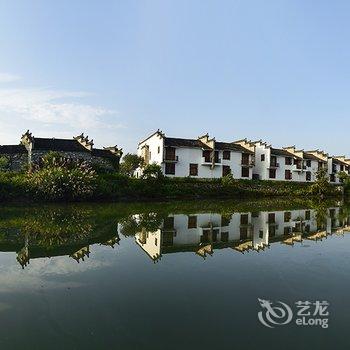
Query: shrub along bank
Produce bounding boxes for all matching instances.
[0,171,342,202]
[0,154,342,202]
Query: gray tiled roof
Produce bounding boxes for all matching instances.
[91,148,117,158]
[164,138,253,153]
[32,138,90,152]
[0,145,27,154]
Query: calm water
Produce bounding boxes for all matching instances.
[0,199,350,350]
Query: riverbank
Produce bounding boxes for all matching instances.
[0,172,343,202]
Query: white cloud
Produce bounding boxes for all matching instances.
[0,72,21,83]
[0,88,115,128]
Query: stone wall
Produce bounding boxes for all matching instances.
[30,150,92,165]
[0,149,120,173]
[91,156,118,172]
[31,150,119,172]
[0,153,28,171]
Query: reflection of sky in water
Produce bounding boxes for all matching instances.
[0,204,350,349]
[0,245,121,292]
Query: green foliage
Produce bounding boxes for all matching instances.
[119,212,163,236]
[0,172,28,200]
[338,171,350,195]
[141,163,163,179]
[221,173,235,186]
[40,151,63,168]
[0,156,10,171]
[120,153,143,176]
[310,168,332,197]
[337,171,349,182]
[27,155,97,201]
[0,168,344,202]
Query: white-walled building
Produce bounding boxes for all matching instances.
[327,156,350,184]
[135,131,349,183]
[135,131,255,179]
[252,142,328,182]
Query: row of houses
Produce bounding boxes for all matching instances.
[0,130,123,172]
[124,207,349,262]
[135,130,350,183]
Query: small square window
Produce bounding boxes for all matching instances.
[223,151,231,160]
[189,163,198,176]
[269,169,276,179]
[241,167,249,178]
[188,216,197,229]
[165,163,175,175]
[261,154,265,161]
[284,212,291,222]
[305,210,311,220]
[221,232,229,242]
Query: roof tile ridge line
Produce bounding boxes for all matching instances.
[138,129,166,145]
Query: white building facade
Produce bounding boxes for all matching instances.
[135,131,350,183]
[328,156,350,184]
[252,143,328,182]
[136,131,255,179]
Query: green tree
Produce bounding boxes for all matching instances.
[338,171,350,195]
[141,163,163,179]
[0,156,9,171]
[337,171,349,183]
[28,154,97,201]
[120,153,143,176]
[310,168,331,198]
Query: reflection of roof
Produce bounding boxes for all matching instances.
[0,232,120,266]
[32,138,89,152]
[0,145,27,154]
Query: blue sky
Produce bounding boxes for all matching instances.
[0,0,349,155]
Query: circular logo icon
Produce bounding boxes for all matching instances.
[258,298,293,328]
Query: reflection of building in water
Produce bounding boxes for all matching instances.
[70,246,90,263]
[0,231,121,269]
[131,207,350,262]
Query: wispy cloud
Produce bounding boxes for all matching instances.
[0,73,124,146]
[0,72,21,83]
[0,88,115,128]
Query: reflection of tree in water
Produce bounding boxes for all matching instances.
[314,203,328,231]
[21,208,93,248]
[0,207,119,268]
[119,212,163,237]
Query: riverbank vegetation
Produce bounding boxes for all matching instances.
[0,152,345,202]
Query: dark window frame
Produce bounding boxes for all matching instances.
[188,216,197,229]
[165,162,175,175]
[189,163,198,176]
[241,166,250,178]
[223,150,231,160]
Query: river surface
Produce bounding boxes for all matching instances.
[0,199,349,350]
